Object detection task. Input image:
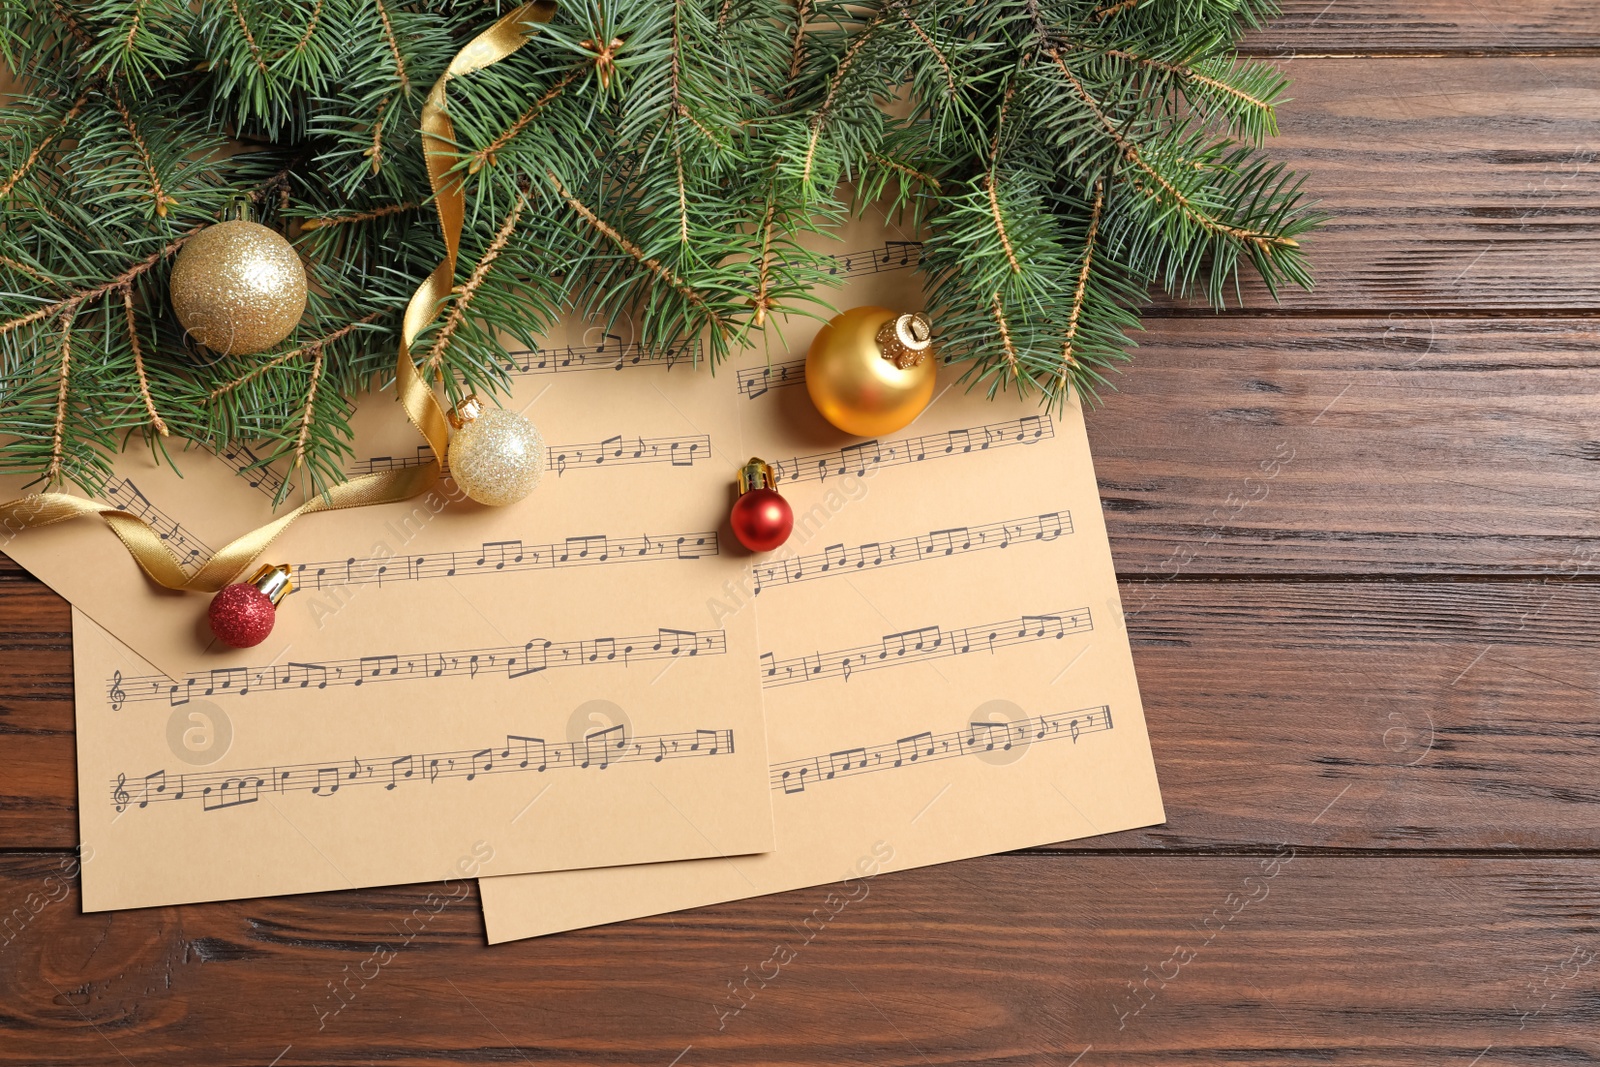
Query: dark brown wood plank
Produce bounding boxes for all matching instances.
[8,576,1599,852]
[1090,316,1600,575]
[1160,57,1600,312]
[1246,1,1600,54]
[1,853,1596,1066]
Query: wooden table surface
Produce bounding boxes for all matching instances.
[5,4,1600,1064]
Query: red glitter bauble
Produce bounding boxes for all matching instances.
[730,487,793,553]
[208,583,277,648]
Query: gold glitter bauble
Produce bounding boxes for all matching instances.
[170,220,307,355]
[805,306,937,437]
[447,397,545,506]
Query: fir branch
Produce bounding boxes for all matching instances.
[122,285,168,436]
[0,93,86,200]
[1105,49,1273,113]
[466,71,579,174]
[107,84,177,216]
[372,0,412,95]
[206,314,382,408]
[1060,179,1105,384]
[0,254,56,288]
[292,345,326,472]
[1046,49,1295,250]
[891,0,953,98]
[549,171,720,322]
[294,0,326,53]
[227,0,270,77]
[0,228,198,340]
[1096,0,1138,19]
[47,309,74,485]
[424,192,528,378]
[990,291,1020,380]
[800,11,888,186]
[867,151,942,192]
[298,202,417,230]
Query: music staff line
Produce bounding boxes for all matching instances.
[750,510,1072,595]
[108,724,736,814]
[291,529,718,593]
[346,431,711,480]
[771,706,1113,795]
[770,414,1053,487]
[760,607,1092,689]
[106,627,727,709]
[501,335,702,378]
[99,478,214,572]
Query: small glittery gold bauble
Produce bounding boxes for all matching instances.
[805,306,937,437]
[170,220,307,355]
[447,399,545,506]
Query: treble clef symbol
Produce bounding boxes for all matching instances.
[108,670,127,711]
[113,773,130,813]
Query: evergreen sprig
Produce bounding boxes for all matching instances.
[0,0,1323,503]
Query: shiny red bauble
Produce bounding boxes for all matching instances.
[208,583,278,648]
[730,488,793,553]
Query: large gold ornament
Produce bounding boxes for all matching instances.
[805,306,937,436]
[170,219,307,355]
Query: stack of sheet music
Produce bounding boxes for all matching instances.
[2,216,1164,941]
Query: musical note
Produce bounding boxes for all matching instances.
[767,706,1114,795]
[760,607,1092,689]
[287,524,718,595]
[769,415,1056,487]
[105,628,730,706]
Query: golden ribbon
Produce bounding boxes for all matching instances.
[0,2,557,593]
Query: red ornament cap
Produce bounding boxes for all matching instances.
[208,564,293,649]
[730,458,793,553]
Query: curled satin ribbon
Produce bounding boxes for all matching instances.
[0,1,557,593]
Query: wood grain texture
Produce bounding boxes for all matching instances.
[1,853,1597,1066]
[9,576,1598,852]
[1157,57,1600,312]
[1090,316,1600,575]
[1247,1,1600,54]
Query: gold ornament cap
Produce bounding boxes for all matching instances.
[737,457,778,494]
[876,312,935,369]
[248,563,294,606]
[447,394,484,430]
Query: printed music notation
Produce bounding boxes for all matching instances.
[770,414,1053,486]
[210,441,288,500]
[346,432,712,479]
[106,627,727,708]
[99,478,214,572]
[749,510,1072,594]
[291,529,718,592]
[737,357,805,400]
[759,607,1092,689]
[500,335,701,378]
[770,705,1113,794]
[108,724,736,814]
[825,239,923,280]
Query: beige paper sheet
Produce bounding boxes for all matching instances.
[477,253,1166,942]
[65,352,777,910]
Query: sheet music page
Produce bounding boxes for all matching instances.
[63,343,777,909]
[478,221,1166,941]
